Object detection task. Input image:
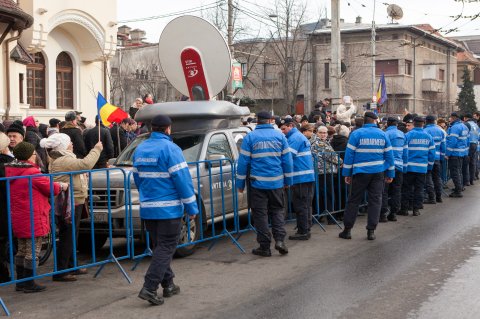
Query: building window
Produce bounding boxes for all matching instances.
[56,52,73,109]
[438,69,445,81]
[263,63,275,80]
[241,63,247,78]
[405,60,412,75]
[452,73,455,83]
[26,52,46,109]
[324,63,330,89]
[375,60,398,76]
[19,73,24,104]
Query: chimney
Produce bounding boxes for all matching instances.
[355,16,362,24]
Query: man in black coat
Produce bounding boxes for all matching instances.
[110,119,130,158]
[83,116,115,168]
[60,111,87,159]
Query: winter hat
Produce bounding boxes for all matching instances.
[13,142,35,160]
[0,132,9,150]
[6,123,25,137]
[22,116,36,128]
[40,133,71,151]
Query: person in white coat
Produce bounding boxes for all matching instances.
[336,96,357,124]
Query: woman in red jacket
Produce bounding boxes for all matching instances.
[5,142,66,293]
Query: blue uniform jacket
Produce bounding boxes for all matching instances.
[465,120,479,145]
[446,119,469,157]
[285,127,315,185]
[133,132,199,220]
[385,126,408,173]
[405,128,436,173]
[236,124,293,190]
[342,123,395,178]
[424,124,446,161]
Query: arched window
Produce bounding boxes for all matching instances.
[56,52,73,109]
[27,52,46,108]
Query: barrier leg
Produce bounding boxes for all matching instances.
[0,298,10,316]
[311,214,326,231]
[94,254,132,284]
[131,247,153,271]
[208,231,246,253]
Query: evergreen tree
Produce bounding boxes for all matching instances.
[457,67,477,114]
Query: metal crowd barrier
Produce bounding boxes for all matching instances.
[0,168,131,316]
[130,158,245,270]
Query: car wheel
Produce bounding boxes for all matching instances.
[174,213,200,258]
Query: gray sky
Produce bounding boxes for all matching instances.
[117,0,480,43]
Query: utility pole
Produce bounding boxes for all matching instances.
[371,0,376,97]
[331,0,342,112]
[227,0,234,96]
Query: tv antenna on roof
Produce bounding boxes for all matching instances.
[387,4,404,24]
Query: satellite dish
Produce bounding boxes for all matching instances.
[387,4,404,23]
[158,15,232,100]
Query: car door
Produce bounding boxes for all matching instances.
[201,132,234,220]
[231,130,249,211]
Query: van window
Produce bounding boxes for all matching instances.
[206,133,233,160]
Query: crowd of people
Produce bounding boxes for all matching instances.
[237,96,480,254]
[0,94,154,291]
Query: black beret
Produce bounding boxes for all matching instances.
[49,118,61,127]
[464,113,472,119]
[364,111,378,120]
[6,123,25,137]
[13,142,35,160]
[414,116,425,123]
[279,118,295,126]
[387,117,398,123]
[403,114,414,123]
[450,112,459,118]
[257,111,273,120]
[425,115,436,122]
[151,114,172,127]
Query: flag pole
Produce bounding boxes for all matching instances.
[97,92,101,143]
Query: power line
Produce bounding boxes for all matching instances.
[117,1,225,23]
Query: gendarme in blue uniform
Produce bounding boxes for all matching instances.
[424,124,446,161]
[342,123,395,178]
[385,125,408,172]
[236,124,293,189]
[285,127,315,184]
[446,119,469,157]
[133,132,199,219]
[405,128,436,173]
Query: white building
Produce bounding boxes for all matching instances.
[0,0,117,123]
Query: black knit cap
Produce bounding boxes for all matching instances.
[414,116,425,123]
[425,115,436,122]
[151,114,172,127]
[279,117,294,126]
[6,123,25,137]
[257,111,273,120]
[364,111,378,120]
[13,142,35,160]
[450,112,459,118]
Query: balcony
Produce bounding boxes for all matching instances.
[421,79,445,93]
[378,75,414,95]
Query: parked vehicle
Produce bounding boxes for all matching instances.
[80,101,251,257]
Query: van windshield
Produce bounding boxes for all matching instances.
[114,133,205,166]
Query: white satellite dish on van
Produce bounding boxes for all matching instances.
[158,15,232,101]
[387,4,404,23]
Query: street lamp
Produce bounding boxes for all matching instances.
[268,14,279,116]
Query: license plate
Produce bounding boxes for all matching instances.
[92,213,107,223]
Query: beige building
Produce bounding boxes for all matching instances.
[0,0,117,123]
[234,20,461,116]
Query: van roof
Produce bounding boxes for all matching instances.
[134,101,250,133]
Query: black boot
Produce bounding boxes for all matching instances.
[22,267,46,293]
[397,209,409,216]
[367,229,376,240]
[138,287,164,305]
[274,241,288,255]
[379,214,388,223]
[412,209,421,216]
[387,213,397,222]
[339,228,352,239]
[252,247,272,257]
[15,265,25,292]
[163,283,180,298]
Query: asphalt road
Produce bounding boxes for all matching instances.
[1,184,480,319]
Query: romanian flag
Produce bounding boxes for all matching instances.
[97,92,128,126]
[376,73,388,106]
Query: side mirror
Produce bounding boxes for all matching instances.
[206,154,226,168]
[107,158,117,166]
